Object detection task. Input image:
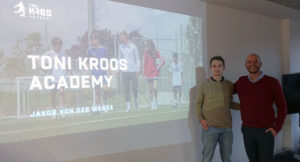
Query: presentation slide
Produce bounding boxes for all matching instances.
[0,0,203,144]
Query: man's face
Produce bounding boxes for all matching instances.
[245,55,261,74]
[210,60,224,77]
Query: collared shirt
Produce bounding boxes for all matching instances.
[210,76,225,82]
[248,71,264,83]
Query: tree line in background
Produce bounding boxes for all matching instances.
[0,30,146,78]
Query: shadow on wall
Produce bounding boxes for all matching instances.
[188,66,206,162]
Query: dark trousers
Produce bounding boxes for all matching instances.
[241,126,274,162]
[122,72,138,102]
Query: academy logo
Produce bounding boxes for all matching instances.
[14,1,53,20]
[14,1,26,17]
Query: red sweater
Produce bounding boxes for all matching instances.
[234,75,287,132]
[143,50,164,78]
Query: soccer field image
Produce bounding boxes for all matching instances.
[0,74,193,144]
[0,0,203,147]
[0,104,188,144]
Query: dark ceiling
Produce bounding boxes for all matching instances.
[198,0,300,21]
[268,0,300,11]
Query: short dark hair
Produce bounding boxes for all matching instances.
[210,56,225,67]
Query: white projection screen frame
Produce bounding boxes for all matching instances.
[0,0,207,161]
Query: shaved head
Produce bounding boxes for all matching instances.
[245,53,262,74]
[246,53,261,64]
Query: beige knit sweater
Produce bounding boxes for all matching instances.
[195,79,240,128]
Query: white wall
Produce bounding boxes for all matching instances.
[281,19,290,74]
[290,19,300,73]
[206,3,283,161]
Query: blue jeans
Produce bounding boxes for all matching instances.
[202,127,233,162]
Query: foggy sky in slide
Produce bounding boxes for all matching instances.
[0,0,88,56]
[1,0,195,60]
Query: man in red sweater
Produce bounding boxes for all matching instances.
[234,53,287,162]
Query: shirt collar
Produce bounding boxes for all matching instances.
[248,71,264,83]
[210,76,224,82]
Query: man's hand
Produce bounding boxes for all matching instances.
[199,119,210,130]
[265,128,277,137]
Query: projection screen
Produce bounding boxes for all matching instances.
[0,0,203,145]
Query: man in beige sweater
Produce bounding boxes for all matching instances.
[196,56,239,162]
